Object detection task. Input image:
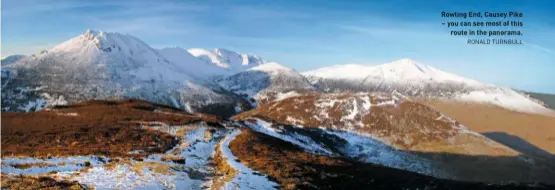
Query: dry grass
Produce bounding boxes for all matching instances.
[161,154,185,164]
[170,142,193,155]
[204,128,215,142]
[1,99,222,158]
[233,93,555,184]
[210,138,239,190]
[235,93,514,156]
[100,159,172,176]
[228,128,553,189]
[420,100,555,157]
[7,162,57,169]
[130,162,173,176]
[1,174,86,190]
[175,127,189,137]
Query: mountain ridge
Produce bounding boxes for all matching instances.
[302,59,554,116]
[0,30,251,115]
[2,29,552,117]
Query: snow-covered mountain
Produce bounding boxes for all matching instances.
[0,30,246,114]
[0,30,317,115]
[303,59,555,116]
[1,55,27,87]
[2,30,552,117]
[303,58,485,93]
[1,55,26,65]
[187,48,264,75]
[216,62,316,106]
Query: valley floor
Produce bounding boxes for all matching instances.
[420,100,555,158]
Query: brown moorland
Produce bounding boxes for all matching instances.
[1,99,221,158]
[233,93,555,184]
[229,128,554,190]
[420,100,555,158]
[1,174,86,190]
[211,137,239,190]
[234,93,515,155]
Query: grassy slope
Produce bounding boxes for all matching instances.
[1,99,220,158]
[421,100,555,156]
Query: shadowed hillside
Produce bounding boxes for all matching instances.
[421,100,555,156]
[229,128,555,189]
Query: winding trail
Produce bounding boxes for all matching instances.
[218,129,278,190]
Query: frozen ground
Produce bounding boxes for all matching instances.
[241,118,447,179]
[0,123,236,189]
[1,156,105,175]
[243,119,333,155]
[218,130,278,190]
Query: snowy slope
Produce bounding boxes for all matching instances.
[1,30,242,113]
[216,62,315,106]
[158,47,246,78]
[1,55,26,65]
[3,30,550,116]
[304,59,481,84]
[188,48,264,75]
[1,55,27,87]
[240,118,441,178]
[303,59,554,116]
[303,58,485,93]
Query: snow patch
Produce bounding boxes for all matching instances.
[19,98,47,112]
[321,130,441,177]
[234,105,242,113]
[62,162,202,190]
[361,95,372,110]
[286,116,305,125]
[343,98,359,120]
[244,119,333,155]
[274,91,300,101]
[1,156,105,175]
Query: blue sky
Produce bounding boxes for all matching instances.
[2,0,554,93]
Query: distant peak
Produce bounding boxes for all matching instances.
[84,29,101,35]
[81,29,114,45]
[214,48,238,55]
[385,58,432,72]
[1,54,27,65]
[48,29,149,55]
[390,58,421,65]
[82,29,134,40]
[250,62,292,72]
[83,29,105,38]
